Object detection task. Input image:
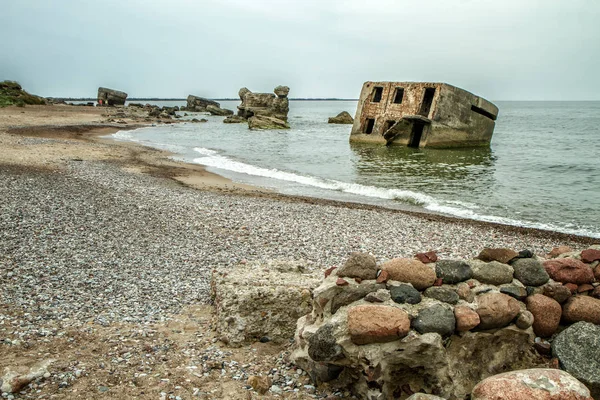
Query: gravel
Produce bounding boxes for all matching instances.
[0,159,585,332]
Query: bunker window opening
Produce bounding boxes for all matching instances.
[364,118,376,134]
[392,88,404,104]
[372,87,383,103]
[419,87,436,117]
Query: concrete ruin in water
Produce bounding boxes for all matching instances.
[350,82,498,148]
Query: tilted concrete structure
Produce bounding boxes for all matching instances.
[97,87,128,106]
[350,82,498,148]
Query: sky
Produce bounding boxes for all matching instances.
[1,0,599,100]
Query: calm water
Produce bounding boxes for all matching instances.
[112,100,600,238]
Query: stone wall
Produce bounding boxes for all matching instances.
[291,246,600,399]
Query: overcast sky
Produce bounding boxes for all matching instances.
[1,0,599,100]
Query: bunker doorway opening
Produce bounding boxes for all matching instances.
[409,123,425,148]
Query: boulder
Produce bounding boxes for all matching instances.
[412,304,456,337]
[454,306,481,332]
[548,246,574,258]
[328,111,354,124]
[211,260,320,346]
[471,368,593,400]
[330,283,384,314]
[552,322,600,398]
[97,87,127,106]
[526,294,561,337]
[423,286,459,304]
[543,258,594,285]
[407,395,446,400]
[435,260,472,284]
[390,284,422,304]
[337,252,378,280]
[347,305,410,345]
[541,282,572,304]
[476,293,520,330]
[512,258,550,286]
[382,258,436,290]
[562,295,600,324]
[581,248,600,263]
[207,104,234,116]
[248,115,290,130]
[456,282,475,302]
[470,259,515,285]
[500,284,528,301]
[477,248,518,264]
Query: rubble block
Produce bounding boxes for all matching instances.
[211,260,321,347]
[97,87,127,106]
[184,95,220,112]
[234,85,290,128]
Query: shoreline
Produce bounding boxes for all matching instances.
[0,104,597,245]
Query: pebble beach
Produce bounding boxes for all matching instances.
[0,106,597,399]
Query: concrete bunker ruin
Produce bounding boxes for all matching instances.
[350,82,498,148]
[97,87,128,106]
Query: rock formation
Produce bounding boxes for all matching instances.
[290,245,600,399]
[183,95,220,112]
[234,86,290,129]
[97,87,127,106]
[328,111,354,124]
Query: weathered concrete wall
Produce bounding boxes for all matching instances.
[97,87,127,106]
[349,82,498,148]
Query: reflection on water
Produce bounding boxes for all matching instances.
[350,143,497,195]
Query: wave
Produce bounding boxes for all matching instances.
[192,147,600,238]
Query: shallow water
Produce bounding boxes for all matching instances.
[112,100,600,238]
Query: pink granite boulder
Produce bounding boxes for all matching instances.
[454,306,480,332]
[347,305,410,345]
[543,258,594,285]
[581,249,600,263]
[381,258,436,290]
[471,368,593,400]
[562,296,600,325]
[526,294,561,337]
[476,293,520,330]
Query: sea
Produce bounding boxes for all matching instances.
[110,100,600,239]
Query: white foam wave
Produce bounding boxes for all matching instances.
[192,147,600,238]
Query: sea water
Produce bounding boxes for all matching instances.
[112,100,600,238]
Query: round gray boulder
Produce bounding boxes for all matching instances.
[390,284,422,304]
[552,321,600,398]
[423,286,459,304]
[411,305,455,336]
[511,258,549,286]
[435,260,472,284]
